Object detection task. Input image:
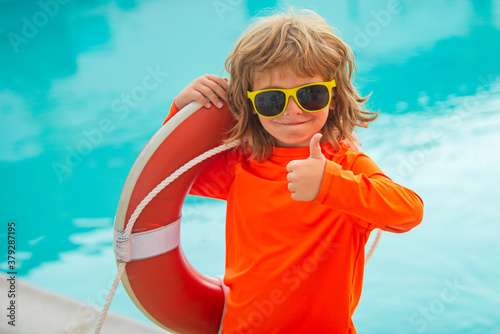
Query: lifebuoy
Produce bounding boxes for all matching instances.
[113,102,236,334]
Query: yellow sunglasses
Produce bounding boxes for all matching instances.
[247,79,336,118]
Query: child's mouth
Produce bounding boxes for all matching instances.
[279,120,310,126]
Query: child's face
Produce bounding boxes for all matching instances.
[252,68,330,148]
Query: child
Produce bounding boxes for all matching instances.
[166,9,423,334]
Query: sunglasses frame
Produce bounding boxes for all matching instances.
[247,79,336,118]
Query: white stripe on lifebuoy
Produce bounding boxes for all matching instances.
[113,217,181,263]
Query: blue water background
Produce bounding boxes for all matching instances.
[1,0,499,333]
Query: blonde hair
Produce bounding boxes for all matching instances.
[225,8,378,161]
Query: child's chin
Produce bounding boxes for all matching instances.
[275,137,310,148]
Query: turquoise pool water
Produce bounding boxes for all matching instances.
[1,0,500,333]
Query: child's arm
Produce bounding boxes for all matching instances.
[162,75,234,200]
[316,154,423,233]
[287,135,423,233]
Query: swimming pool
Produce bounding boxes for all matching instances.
[1,0,499,333]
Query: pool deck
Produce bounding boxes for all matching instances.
[0,273,167,334]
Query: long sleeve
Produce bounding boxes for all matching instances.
[162,99,180,125]
[187,150,238,201]
[314,152,424,233]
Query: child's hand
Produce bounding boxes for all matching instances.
[286,133,326,201]
[175,75,229,110]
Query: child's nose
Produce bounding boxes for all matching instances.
[283,96,303,115]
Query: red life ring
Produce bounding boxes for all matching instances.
[113,102,236,334]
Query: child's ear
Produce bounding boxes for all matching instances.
[331,94,339,109]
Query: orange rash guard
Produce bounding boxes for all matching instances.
[164,103,424,334]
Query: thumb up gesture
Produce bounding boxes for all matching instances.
[286,133,326,201]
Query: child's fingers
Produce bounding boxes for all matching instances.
[191,91,213,108]
[177,74,230,110]
[198,85,224,108]
[205,74,230,94]
[285,161,296,173]
[309,133,323,159]
[201,76,229,107]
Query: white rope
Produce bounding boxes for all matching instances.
[94,139,240,334]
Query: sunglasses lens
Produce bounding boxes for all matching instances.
[297,85,330,111]
[254,91,287,117]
